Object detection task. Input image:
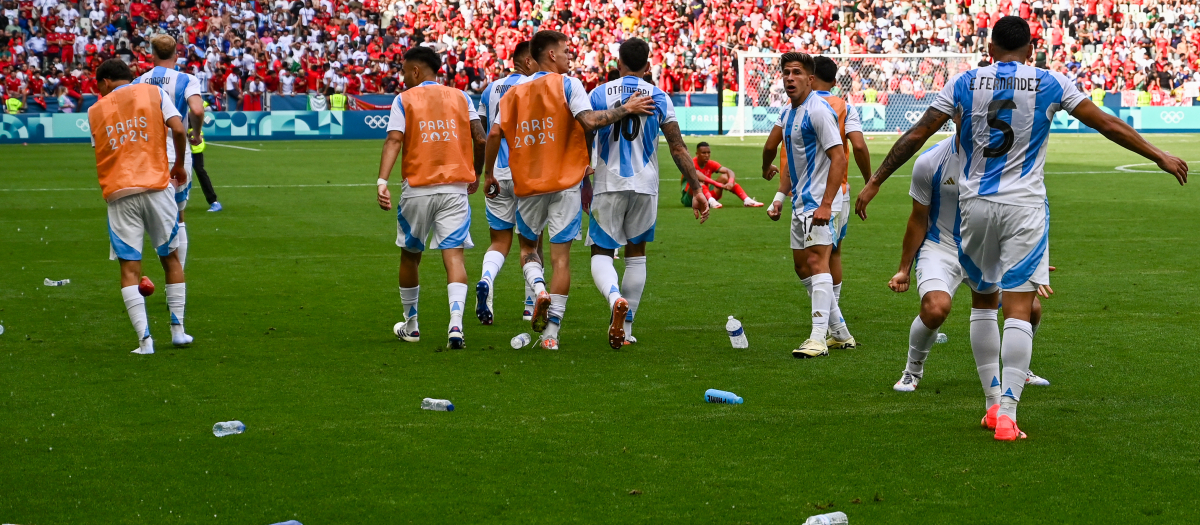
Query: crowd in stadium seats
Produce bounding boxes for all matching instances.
[2,0,1198,112]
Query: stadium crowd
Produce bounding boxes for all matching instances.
[2,0,1200,112]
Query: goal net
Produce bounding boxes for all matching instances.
[733,52,979,136]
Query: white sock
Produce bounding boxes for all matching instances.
[970,308,1002,409]
[907,315,938,375]
[591,254,622,308]
[998,318,1034,420]
[828,282,851,340]
[524,281,534,313]
[176,222,188,269]
[447,282,467,330]
[800,276,813,297]
[400,285,419,323]
[121,285,150,341]
[808,273,833,341]
[480,250,505,286]
[523,262,547,295]
[165,282,186,336]
[621,256,647,337]
[543,294,568,337]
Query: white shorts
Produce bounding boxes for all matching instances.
[515,186,583,244]
[107,188,180,261]
[484,180,517,231]
[396,192,473,252]
[958,198,1049,294]
[171,155,193,212]
[833,193,850,247]
[585,191,657,249]
[915,240,966,298]
[790,208,839,250]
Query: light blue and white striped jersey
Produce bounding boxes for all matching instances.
[930,61,1086,207]
[133,66,202,163]
[910,136,965,250]
[479,73,525,181]
[588,76,675,195]
[775,91,844,213]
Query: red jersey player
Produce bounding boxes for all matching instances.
[684,142,763,209]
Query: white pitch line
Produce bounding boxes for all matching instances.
[206,142,263,151]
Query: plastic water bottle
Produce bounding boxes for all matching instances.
[804,511,848,525]
[212,420,245,437]
[936,332,949,344]
[421,398,454,411]
[510,333,531,349]
[704,389,744,404]
[44,278,70,286]
[726,316,748,348]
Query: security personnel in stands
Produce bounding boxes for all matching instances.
[1090,86,1107,106]
[1137,89,1152,107]
[192,100,222,212]
[328,87,348,111]
[5,95,22,114]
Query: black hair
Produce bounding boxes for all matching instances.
[618,37,650,72]
[606,68,620,82]
[513,40,531,61]
[992,16,1032,52]
[95,59,134,82]
[813,56,837,83]
[780,52,815,74]
[696,142,710,150]
[403,46,442,74]
[530,30,569,62]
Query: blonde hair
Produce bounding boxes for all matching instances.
[150,34,177,61]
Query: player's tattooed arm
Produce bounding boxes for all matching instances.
[575,93,655,131]
[661,121,709,223]
[762,125,784,180]
[856,108,948,220]
[469,118,486,194]
[1071,99,1188,185]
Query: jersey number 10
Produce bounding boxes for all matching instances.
[611,114,642,142]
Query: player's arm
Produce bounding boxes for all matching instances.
[1070,99,1188,184]
[890,200,930,293]
[660,120,709,224]
[814,144,847,226]
[767,168,791,221]
[574,92,654,131]
[482,124,503,198]
[186,94,204,145]
[165,114,188,184]
[856,108,949,220]
[718,165,736,188]
[468,117,485,195]
[847,130,872,184]
[376,130,402,210]
[761,125,784,180]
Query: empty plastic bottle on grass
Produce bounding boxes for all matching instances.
[44,278,70,286]
[804,511,848,525]
[726,316,748,348]
[705,389,743,404]
[936,333,949,344]
[510,333,531,349]
[421,398,454,411]
[212,420,245,437]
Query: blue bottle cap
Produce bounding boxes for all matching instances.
[445,404,454,412]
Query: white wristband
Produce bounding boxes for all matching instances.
[773,191,786,204]
[377,178,389,186]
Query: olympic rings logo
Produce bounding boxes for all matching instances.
[1160,111,1185,124]
[905,111,923,124]
[364,115,389,129]
[75,119,90,132]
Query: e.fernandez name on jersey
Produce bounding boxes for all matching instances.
[968,75,1043,92]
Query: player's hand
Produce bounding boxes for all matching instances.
[767,200,783,221]
[763,164,779,181]
[622,93,655,116]
[188,133,202,146]
[724,181,735,190]
[812,204,832,226]
[1157,152,1188,185]
[170,164,187,186]
[377,183,392,211]
[888,271,910,293]
[855,182,879,221]
[1038,266,1056,298]
[692,191,710,224]
[484,173,500,199]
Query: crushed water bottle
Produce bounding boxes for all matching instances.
[212,420,245,437]
[704,389,743,404]
[511,333,531,349]
[726,316,748,348]
[936,333,949,344]
[44,278,70,286]
[804,511,848,525]
[421,398,454,411]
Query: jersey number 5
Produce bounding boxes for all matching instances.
[983,99,1016,158]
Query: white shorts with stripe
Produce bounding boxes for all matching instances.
[584,191,657,249]
[396,193,473,252]
[958,198,1049,294]
[915,240,966,298]
[790,208,840,250]
[515,186,583,244]
[170,154,193,212]
[107,188,180,261]
[484,180,518,231]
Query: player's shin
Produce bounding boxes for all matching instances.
[543,294,568,338]
[828,282,852,340]
[176,222,188,269]
[590,254,622,308]
[808,274,834,341]
[999,318,1035,420]
[621,256,647,338]
[165,283,191,346]
[480,250,505,286]
[970,308,1002,409]
[121,285,151,343]
[522,262,547,295]
[731,183,749,201]
[400,286,420,324]
[907,315,938,375]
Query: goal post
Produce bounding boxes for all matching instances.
[733,52,979,137]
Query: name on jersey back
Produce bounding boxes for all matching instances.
[969,76,1043,92]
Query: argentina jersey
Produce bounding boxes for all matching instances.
[479,73,524,181]
[776,92,843,213]
[910,136,965,250]
[133,66,202,163]
[588,76,674,195]
[930,61,1086,207]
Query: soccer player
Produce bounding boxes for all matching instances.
[132,35,205,268]
[586,38,710,348]
[687,142,763,209]
[761,52,849,359]
[376,47,486,349]
[856,16,1188,440]
[887,130,1052,394]
[474,40,536,326]
[483,30,655,350]
[87,59,192,355]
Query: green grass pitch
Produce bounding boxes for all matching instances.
[2,133,1199,523]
